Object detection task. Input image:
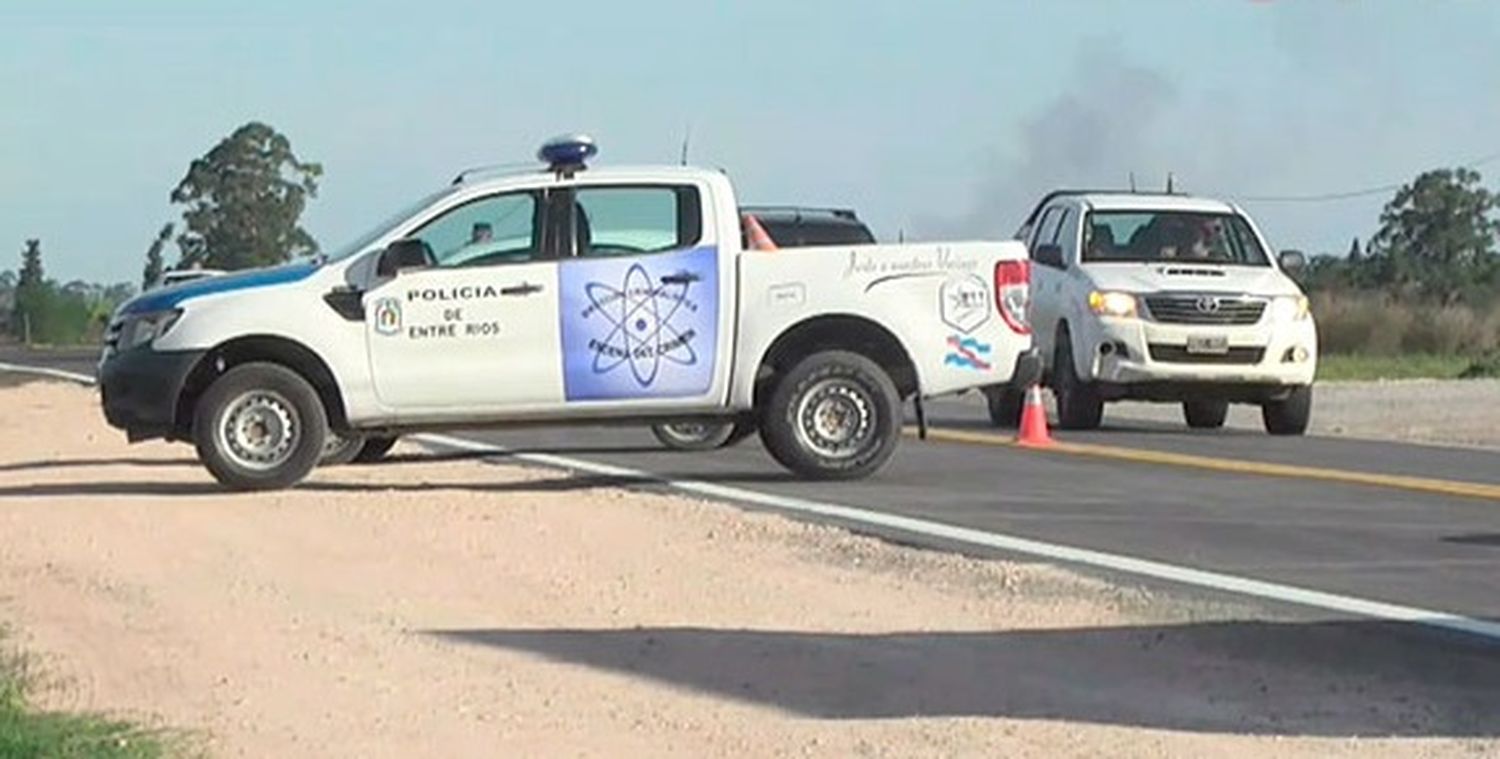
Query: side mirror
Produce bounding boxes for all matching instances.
[1032,243,1065,269]
[1278,249,1307,272]
[377,238,434,278]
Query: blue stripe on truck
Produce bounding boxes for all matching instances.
[121,262,318,315]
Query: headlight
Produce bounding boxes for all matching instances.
[1269,295,1310,322]
[119,309,183,350]
[1088,290,1137,318]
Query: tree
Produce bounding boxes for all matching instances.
[170,121,322,271]
[12,239,44,337]
[1347,236,1363,263]
[142,222,173,289]
[1366,168,1500,303]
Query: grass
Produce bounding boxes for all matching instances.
[0,640,175,759]
[1316,353,1475,381]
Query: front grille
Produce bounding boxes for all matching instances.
[1143,294,1266,325]
[1148,344,1266,365]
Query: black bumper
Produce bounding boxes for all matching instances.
[99,348,205,441]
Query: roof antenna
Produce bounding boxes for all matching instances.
[1129,172,1137,193]
[679,122,692,166]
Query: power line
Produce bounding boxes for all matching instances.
[1229,150,1500,204]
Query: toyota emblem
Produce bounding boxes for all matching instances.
[1194,296,1221,313]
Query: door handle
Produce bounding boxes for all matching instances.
[500,282,544,296]
[660,272,700,285]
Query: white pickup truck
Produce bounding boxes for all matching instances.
[985,190,1316,434]
[98,135,1040,490]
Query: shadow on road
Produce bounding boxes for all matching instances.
[430,622,1500,737]
[0,480,222,497]
[0,457,195,473]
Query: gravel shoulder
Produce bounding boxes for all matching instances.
[1,382,1497,757]
[1108,379,1500,449]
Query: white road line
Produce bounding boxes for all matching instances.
[414,431,1500,645]
[8,359,1496,644]
[0,361,95,385]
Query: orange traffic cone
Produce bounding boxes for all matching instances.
[743,213,779,251]
[1016,384,1053,447]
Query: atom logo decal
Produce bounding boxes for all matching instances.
[582,263,700,387]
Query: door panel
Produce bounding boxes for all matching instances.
[556,244,720,404]
[363,262,563,412]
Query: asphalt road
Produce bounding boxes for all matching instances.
[455,408,1500,627]
[7,344,1499,630]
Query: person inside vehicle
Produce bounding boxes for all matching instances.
[1085,223,1118,260]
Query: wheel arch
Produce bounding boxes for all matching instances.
[173,334,349,439]
[753,314,918,407]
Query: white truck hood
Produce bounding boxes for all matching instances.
[1082,263,1302,297]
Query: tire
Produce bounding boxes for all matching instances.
[353,435,399,463]
[652,421,737,451]
[758,350,902,480]
[1051,331,1103,430]
[1262,385,1312,436]
[319,432,367,466]
[982,385,1024,428]
[1183,399,1229,429]
[721,420,757,448]
[192,362,328,491]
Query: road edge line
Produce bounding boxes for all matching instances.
[0,362,95,386]
[913,426,1500,502]
[415,431,1500,646]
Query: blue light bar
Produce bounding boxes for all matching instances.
[538,133,598,170]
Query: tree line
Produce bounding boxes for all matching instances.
[1298,167,1500,307]
[7,120,1498,351]
[6,121,320,345]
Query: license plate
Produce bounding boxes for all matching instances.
[1186,335,1230,354]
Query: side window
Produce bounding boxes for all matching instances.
[1052,208,1076,261]
[1034,207,1063,248]
[573,185,702,258]
[411,191,540,268]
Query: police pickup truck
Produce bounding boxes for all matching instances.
[99,135,1039,490]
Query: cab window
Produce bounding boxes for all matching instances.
[572,186,702,257]
[410,191,540,268]
[1034,207,1064,247]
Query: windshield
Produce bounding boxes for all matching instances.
[1083,211,1269,266]
[322,187,457,263]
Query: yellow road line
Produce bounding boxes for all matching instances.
[903,426,1500,502]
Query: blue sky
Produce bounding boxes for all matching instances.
[3,0,1498,284]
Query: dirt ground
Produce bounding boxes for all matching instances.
[2,381,1498,758]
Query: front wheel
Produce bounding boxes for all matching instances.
[982,385,1024,428]
[759,350,901,480]
[192,363,328,491]
[1052,333,1103,430]
[1262,385,1312,435]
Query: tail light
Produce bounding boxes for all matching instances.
[994,259,1030,334]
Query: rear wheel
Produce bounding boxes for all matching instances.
[651,422,737,451]
[353,435,399,463]
[759,350,901,480]
[1052,332,1103,430]
[982,385,1024,428]
[1262,385,1312,435]
[1182,399,1229,429]
[192,363,327,491]
[319,432,366,466]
